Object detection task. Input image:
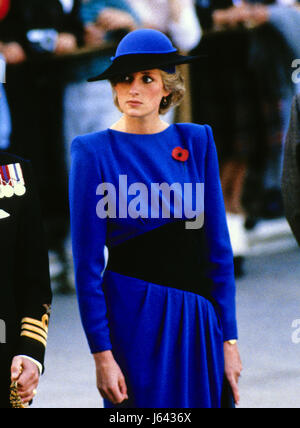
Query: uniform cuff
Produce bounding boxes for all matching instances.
[17,355,43,376]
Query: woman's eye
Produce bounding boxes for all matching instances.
[118,75,132,83]
[143,76,153,83]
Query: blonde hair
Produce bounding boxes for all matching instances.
[110,68,185,115]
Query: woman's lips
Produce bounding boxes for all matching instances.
[127,100,142,106]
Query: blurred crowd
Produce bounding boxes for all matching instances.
[0,0,300,289]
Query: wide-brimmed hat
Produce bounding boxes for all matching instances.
[87,29,201,82]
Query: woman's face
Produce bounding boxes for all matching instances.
[113,69,170,119]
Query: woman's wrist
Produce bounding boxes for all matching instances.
[93,350,114,365]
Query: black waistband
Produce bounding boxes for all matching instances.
[106,219,214,302]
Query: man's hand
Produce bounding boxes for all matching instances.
[11,356,39,404]
[224,342,242,406]
[94,350,128,405]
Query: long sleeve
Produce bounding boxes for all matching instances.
[282,96,300,245]
[203,124,238,341]
[15,161,52,368]
[69,137,112,353]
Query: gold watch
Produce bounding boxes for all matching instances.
[226,339,237,345]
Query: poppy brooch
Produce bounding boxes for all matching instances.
[172,147,189,162]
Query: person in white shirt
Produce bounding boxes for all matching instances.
[127,0,202,52]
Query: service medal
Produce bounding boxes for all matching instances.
[2,184,14,198]
[14,182,26,196]
[0,163,27,198]
[11,163,26,196]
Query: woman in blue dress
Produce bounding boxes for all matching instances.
[69,29,242,409]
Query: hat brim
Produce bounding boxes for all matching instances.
[87,53,203,82]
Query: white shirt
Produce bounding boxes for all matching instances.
[58,0,74,14]
[127,0,202,52]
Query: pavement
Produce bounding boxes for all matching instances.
[32,218,300,409]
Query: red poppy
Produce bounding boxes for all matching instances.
[172,147,189,162]
[0,0,10,21]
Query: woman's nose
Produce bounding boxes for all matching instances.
[129,78,140,95]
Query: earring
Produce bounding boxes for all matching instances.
[162,97,168,107]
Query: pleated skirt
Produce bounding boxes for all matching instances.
[102,271,230,409]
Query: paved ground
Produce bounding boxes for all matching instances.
[32,225,300,409]
[236,246,300,408]
[32,293,100,408]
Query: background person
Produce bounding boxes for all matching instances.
[192,0,300,277]
[127,0,202,53]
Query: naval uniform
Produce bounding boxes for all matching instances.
[70,124,238,408]
[0,152,52,408]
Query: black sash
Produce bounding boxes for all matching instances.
[107,219,215,302]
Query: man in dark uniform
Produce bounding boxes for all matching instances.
[0,2,52,408]
[0,150,52,408]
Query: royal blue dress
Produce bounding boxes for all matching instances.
[69,123,238,408]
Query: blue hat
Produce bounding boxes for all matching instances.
[88,29,201,82]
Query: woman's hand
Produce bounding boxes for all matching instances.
[223,341,242,406]
[93,350,128,405]
[11,356,39,404]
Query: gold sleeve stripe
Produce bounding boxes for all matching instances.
[21,331,47,348]
[21,317,48,333]
[21,324,48,340]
